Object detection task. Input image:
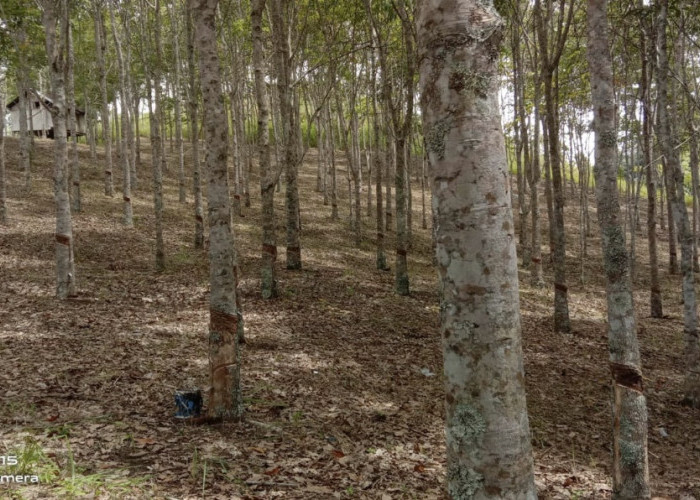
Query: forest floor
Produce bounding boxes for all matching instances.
[0,137,699,500]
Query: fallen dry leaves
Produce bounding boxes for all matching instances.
[0,137,698,499]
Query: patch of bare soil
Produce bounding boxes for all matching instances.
[0,137,698,499]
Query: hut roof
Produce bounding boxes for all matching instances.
[6,92,85,116]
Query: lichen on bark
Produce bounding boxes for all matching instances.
[448,402,486,448]
[447,463,484,499]
[426,119,451,160]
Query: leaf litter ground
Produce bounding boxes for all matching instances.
[0,138,698,499]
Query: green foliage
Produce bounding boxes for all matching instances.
[2,437,59,483]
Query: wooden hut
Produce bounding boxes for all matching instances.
[5,92,86,139]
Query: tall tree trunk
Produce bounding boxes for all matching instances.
[655,0,700,408]
[94,3,113,196]
[587,1,651,496]
[230,86,243,217]
[327,104,338,220]
[542,69,571,332]
[185,1,204,249]
[421,148,428,230]
[541,113,555,261]
[42,0,77,299]
[418,2,536,497]
[191,0,243,421]
[639,4,662,317]
[385,130,393,232]
[336,93,362,247]
[133,88,141,171]
[690,123,700,272]
[17,58,31,188]
[270,0,302,270]
[167,1,186,204]
[393,0,414,296]
[395,137,409,294]
[66,14,80,213]
[369,48,387,270]
[151,0,166,271]
[252,0,278,299]
[0,90,7,224]
[662,157,678,273]
[108,1,133,227]
[535,0,574,332]
[530,60,545,286]
[123,14,137,192]
[511,11,530,265]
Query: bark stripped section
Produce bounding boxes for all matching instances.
[42,0,77,300]
[417,1,536,498]
[191,0,243,421]
[586,1,650,497]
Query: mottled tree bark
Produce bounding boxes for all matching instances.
[65,17,80,213]
[108,1,133,227]
[530,55,545,286]
[587,1,651,496]
[94,2,113,196]
[655,0,700,408]
[336,93,362,247]
[270,0,302,270]
[252,0,279,299]
[327,104,338,220]
[16,33,31,189]
[0,91,7,224]
[167,0,186,204]
[511,9,530,265]
[42,0,77,299]
[370,48,387,270]
[418,1,536,497]
[152,0,166,271]
[185,2,204,249]
[191,0,244,421]
[661,157,678,274]
[535,0,574,332]
[638,4,662,317]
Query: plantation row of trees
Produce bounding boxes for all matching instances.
[1,0,699,497]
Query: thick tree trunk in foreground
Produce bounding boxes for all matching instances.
[587,1,651,496]
[252,0,278,299]
[418,1,536,497]
[42,0,77,299]
[192,0,244,420]
[655,0,700,408]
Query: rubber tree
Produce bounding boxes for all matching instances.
[191,0,244,421]
[586,0,651,496]
[418,0,536,497]
[40,0,77,299]
[655,0,700,408]
[252,0,281,299]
